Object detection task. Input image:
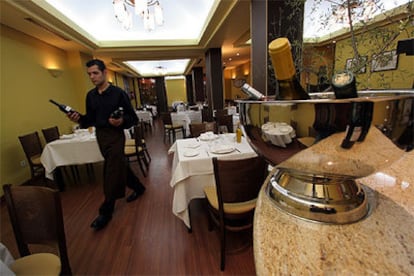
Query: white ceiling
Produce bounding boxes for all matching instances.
[35,0,222,76]
[1,0,407,77]
[304,0,411,40]
[0,0,251,77]
[41,0,218,44]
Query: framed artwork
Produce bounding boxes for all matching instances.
[345,56,367,73]
[371,50,399,72]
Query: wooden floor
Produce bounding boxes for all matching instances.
[1,118,256,275]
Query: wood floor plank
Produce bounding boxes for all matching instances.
[1,118,256,275]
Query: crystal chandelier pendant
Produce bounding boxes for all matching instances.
[134,0,147,16]
[154,2,163,26]
[113,0,164,31]
[144,9,155,31]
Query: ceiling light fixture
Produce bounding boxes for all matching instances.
[112,0,164,31]
[154,65,167,75]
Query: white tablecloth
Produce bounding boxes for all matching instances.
[261,122,296,148]
[226,106,237,115]
[168,135,257,228]
[40,133,104,179]
[146,105,157,117]
[171,110,202,137]
[136,110,153,125]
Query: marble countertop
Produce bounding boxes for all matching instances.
[253,128,414,275]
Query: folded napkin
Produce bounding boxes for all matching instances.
[210,144,235,154]
[199,132,218,141]
[60,134,75,139]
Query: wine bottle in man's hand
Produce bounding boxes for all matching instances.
[49,99,77,114]
[110,107,124,119]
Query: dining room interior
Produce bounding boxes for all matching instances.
[1,0,413,275]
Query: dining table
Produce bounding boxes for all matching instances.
[136,110,153,126]
[168,133,257,228]
[170,110,202,137]
[40,130,104,189]
[145,105,157,117]
[261,121,296,148]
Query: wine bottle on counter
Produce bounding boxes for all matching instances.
[110,107,124,119]
[268,37,310,100]
[240,83,266,100]
[49,99,77,114]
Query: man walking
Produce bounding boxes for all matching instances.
[68,59,145,231]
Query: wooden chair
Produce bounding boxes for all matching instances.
[189,123,206,138]
[18,132,45,179]
[160,112,185,143]
[125,124,149,177]
[189,122,217,137]
[125,122,151,163]
[215,109,228,117]
[216,114,234,133]
[41,126,60,143]
[3,184,72,275]
[203,156,267,271]
[205,121,217,133]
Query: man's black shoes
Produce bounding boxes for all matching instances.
[126,186,145,203]
[90,215,112,231]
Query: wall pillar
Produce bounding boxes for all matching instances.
[192,67,204,102]
[205,48,224,117]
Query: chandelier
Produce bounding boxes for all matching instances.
[113,0,164,31]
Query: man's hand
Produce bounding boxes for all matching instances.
[68,112,80,122]
[109,117,123,127]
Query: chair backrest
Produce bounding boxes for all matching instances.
[189,123,206,138]
[213,156,267,205]
[205,121,217,133]
[18,132,43,160]
[215,109,228,117]
[133,123,145,147]
[160,112,173,125]
[216,114,234,133]
[3,184,72,275]
[42,126,60,143]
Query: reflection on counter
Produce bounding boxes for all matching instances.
[239,90,414,167]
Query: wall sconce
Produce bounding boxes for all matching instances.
[47,68,63,78]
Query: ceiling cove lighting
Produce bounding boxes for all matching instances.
[113,0,164,31]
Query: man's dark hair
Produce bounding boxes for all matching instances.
[86,59,106,71]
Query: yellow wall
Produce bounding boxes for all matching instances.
[0,26,83,192]
[165,78,187,106]
[334,21,414,89]
[223,61,251,100]
[0,26,133,196]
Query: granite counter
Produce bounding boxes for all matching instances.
[253,128,414,275]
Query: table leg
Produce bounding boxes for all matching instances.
[53,167,65,192]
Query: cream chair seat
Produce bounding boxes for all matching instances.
[10,253,61,276]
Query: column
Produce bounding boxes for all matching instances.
[185,75,194,104]
[205,48,224,116]
[192,67,204,102]
[155,77,168,113]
